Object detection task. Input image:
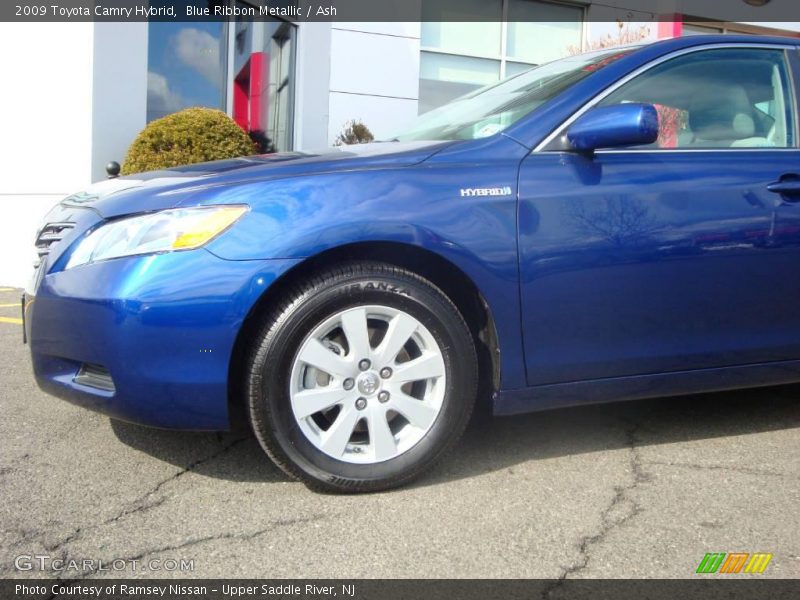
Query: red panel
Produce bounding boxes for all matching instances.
[232,58,251,131]
[248,52,267,132]
[231,52,269,133]
[658,15,683,39]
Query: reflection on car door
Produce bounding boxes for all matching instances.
[517,45,800,386]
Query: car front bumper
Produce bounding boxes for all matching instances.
[26,249,300,430]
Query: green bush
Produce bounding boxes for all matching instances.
[121,108,257,175]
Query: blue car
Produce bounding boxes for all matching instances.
[25,35,800,492]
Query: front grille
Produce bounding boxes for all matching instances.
[35,222,74,263]
[73,363,115,393]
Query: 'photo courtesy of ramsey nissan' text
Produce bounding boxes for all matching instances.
[1,0,800,597]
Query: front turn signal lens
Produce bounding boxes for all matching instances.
[172,205,248,249]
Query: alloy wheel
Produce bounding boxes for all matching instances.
[289,305,446,464]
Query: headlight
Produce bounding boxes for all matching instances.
[65,205,248,269]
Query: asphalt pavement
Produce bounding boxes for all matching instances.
[1,286,799,580]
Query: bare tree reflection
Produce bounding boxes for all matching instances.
[566,197,660,247]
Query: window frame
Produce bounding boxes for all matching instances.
[420,0,587,80]
[226,0,298,150]
[535,43,800,153]
[268,21,297,152]
[683,20,800,38]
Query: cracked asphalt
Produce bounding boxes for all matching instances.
[1,285,799,580]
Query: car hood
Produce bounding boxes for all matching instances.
[61,140,454,218]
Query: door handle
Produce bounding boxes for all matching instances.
[767,177,800,200]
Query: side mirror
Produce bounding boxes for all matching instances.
[567,103,659,152]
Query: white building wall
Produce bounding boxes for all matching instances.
[327,23,421,144]
[0,23,96,287]
[0,22,148,287]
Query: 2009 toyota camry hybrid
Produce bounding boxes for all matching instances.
[24,36,800,492]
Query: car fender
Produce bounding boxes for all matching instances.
[202,163,528,389]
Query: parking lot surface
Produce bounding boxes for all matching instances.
[1,286,799,580]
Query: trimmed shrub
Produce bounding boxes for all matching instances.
[334,120,375,146]
[121,108,257,175]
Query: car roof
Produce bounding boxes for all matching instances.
[641,33,799,53]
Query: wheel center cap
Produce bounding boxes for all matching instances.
[357,371,381,396]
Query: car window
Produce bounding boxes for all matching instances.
[597,48,796,149]
[390,47,636,142]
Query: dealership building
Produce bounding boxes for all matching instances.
[1,0,799,286]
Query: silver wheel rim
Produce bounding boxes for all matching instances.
[289,305,446,464]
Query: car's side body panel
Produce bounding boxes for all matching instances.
[494,358,800,416]
[200,135,531,389]
[506,37,800,415]
[518,150,800,387]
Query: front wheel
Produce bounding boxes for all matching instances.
[246,262,478,493]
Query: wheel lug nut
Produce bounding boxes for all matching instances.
[379,367,392,379]
[343,378,354,391]
[378,391,390,403]
[358,359,371,371]
[355,397,367,410]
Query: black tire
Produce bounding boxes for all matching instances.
[246,261,478,493]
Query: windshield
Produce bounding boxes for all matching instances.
[391,47,636,142]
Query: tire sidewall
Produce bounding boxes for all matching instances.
[251,269,475,488]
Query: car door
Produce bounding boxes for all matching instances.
[517,44,800,386]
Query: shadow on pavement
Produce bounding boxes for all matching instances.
[110,421,288,483]
[110,383,800,488]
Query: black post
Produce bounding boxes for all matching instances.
[106,161,121,179]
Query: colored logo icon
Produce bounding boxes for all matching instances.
[696,552,773,574]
